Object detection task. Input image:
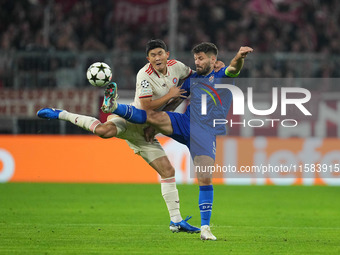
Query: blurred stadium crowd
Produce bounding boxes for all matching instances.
[0,0,340,90]
[2,0,340,53]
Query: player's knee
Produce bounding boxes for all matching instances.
[162,165,175,178]
[95,124,117,138]
[147,111,165,125]
[146,110,155,124]
[151,157,175,178]
[146,110,157,124]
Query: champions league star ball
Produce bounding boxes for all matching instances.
[86,62,112,87]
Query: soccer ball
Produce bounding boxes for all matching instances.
[86,62,112,87]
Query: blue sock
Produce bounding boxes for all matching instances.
[113,104,147,124]
[199,185,213,226]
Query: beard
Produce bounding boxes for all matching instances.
[196,64,211,76]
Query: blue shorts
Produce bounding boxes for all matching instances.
[166,110,216,160]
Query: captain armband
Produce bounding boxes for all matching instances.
[225,67,240,77]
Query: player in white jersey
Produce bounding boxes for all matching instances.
[133,59,190,110]
[37,39,200,233]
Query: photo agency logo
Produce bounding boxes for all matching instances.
[196,80,312,129]
[200,82,223,113]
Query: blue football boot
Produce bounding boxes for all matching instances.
[169,216,200,233]
[37,108,62,119]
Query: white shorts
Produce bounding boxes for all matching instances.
[107,115,166,164]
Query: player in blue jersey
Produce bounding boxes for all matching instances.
[101,42,253,240]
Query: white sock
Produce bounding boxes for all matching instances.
[59,110,101,133]
[161,177,182,223]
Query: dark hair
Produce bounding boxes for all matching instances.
[191,42,218,56]
[146,39,168,56]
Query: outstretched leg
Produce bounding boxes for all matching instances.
[37,108,118,138]
[37,105,198,233]
[101,82,174,135]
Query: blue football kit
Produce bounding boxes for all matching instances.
[166,66,238,160]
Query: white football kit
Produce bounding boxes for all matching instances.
[108,60,192,163]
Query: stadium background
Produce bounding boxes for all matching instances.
[0,0,339,185]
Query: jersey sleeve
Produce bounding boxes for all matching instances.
[136,72,153,99]
[180,78,191,97]
[174,60,192,80]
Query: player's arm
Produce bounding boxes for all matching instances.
[159,59,196,112]
[162,78,190,111]
[139,60,190,110]
[143,80,189,143]
[140,86,187,111]
[162,97,184,111]
[226,46,253,76]
[136,71,187,111]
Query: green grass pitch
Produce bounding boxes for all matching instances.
[1,184,340,254]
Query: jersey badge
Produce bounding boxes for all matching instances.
[173,77,178,84]
[209,75,214,83]
[141,80,150,88]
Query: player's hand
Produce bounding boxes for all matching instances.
[168,86,187,99]
[237,46,253,58]
[214,60,225,72]
[144,126,156,143]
